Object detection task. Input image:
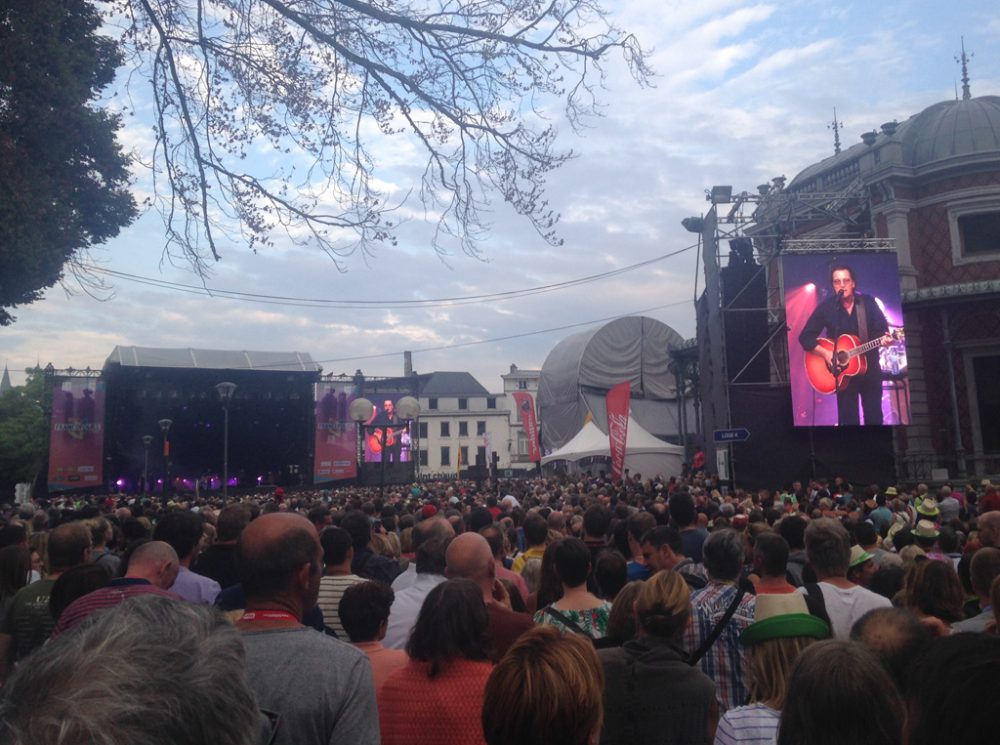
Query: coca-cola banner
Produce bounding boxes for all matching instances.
[48,378,105,492]
[512,391,541,463]
[314,381,358,483]
[606,381,631,482]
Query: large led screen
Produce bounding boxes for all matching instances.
[48,378,106,491]
[784,252,909,427]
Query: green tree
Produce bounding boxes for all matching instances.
[0,0,137,325]
[0,369,49,497]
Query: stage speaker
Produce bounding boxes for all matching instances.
[721,259,768,384]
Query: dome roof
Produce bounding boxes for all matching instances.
[898,95,1000,167]
[789,95,1000,191]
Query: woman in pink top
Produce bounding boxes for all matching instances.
[379,579,494,745]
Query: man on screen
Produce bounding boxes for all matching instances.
[375,399,403,463]
[799,264,893,425]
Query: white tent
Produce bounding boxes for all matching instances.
[541,417,685,479]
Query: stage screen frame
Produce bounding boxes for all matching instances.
[783,251,909,427]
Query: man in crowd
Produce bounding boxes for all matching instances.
[625,510,656,581]
[337,581,407,694]
[384,532,452,649]
[154,510,220,604]
[512,512,548,574]
[392,515,454,592]
[682,528,756,713]
[800,517,891,638]
[0,520,92,681]
[192,502,250,590]
[479,523,529,604]
[750,532,796,594]
[236,512,378,745]
[640,525,706,589]
[316,526,367,639]
[52,540,180,636]
[445,532,533,657]
[342,509,401,584]
[670,491,708,562]
[953,548,1000,633]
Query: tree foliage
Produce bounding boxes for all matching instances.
[0,370,49,495]
[0,0,137,325]
[116,0,651,270]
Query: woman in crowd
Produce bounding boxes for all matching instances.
[597,580,643,649]
[715,593,830,745]
[902,558,965,635]
[599,570,717,744]
[379,578,493,745]
[533,537,612,640]
[777,640,904,745]
[482,625,604,745]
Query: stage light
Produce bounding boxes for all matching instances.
[682,216,704,233]
[805,283,816,293]
[709,185,733,204]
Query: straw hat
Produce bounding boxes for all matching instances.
[740,592,830,645]
[849,545,875,568]
[913,519,940,539]
[916,497,940,517]
[885,486,898,497]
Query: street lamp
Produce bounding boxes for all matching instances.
[215,382,237,499]
[158,418,173,499]
[141,435,153,496]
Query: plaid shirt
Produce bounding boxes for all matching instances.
[681,580,756,712]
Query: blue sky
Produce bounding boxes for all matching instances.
[3,0,999,390]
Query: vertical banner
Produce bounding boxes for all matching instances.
[606,381,631,482]
[512,391,541,463]
[48,378,105,492]
[783,252,909,427]
[314,381,358,483]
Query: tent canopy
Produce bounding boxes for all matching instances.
[541,417,685,479]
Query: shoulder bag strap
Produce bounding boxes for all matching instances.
[544,606,595,639]
[689,585,746,667]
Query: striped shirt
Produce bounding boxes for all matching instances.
[714,702,780,745]
[682,580,756,713]
[317,574,368,639]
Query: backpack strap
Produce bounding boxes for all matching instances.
[803,583,832,627]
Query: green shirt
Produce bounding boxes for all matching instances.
[1,579,56,663]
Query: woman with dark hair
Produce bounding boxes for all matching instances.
[777,640,904,745]
[599,570,717,744]
[525,541,561,614]
[379,578,493,745]
[533,538,612,640]
[902,559,965,634]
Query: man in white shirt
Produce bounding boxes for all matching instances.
[799,518,890,639]
[383,532,452,649]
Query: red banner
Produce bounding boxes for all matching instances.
[48,378,105,492]
[313,381,358,483]
[512,391,541,463]
[606,381,631,482]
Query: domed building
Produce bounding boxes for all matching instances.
[762,88,1000,482]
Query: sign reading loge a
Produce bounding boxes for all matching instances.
[714,428,750,443]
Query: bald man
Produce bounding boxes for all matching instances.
[978,512,1000,549]
[445,532,533,658]
[236,513,378,745]
[52,541,182,636]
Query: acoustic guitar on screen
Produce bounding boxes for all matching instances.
[804,328,905,394]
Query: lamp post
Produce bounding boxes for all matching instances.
[141,435,153,496]
[158,418,173,501]
[215,382,237,499]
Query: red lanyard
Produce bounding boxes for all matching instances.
[238,610,299,624]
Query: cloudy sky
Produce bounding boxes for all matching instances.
[4,0,999,391]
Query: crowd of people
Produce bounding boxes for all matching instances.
[1,470,999,745]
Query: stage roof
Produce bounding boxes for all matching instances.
[104,346,320,373]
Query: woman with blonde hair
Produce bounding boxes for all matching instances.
[599,570,717,744]
[482,625,603,745]
[714,593,829,745]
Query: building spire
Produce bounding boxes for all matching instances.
[829,108,843,155]
[0,365,12,396]
[955,37,973,101]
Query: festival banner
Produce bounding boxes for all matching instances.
[606,381,631,482]
[313,381,358,483]
[512,391,541,463]
[48,378,106,492]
